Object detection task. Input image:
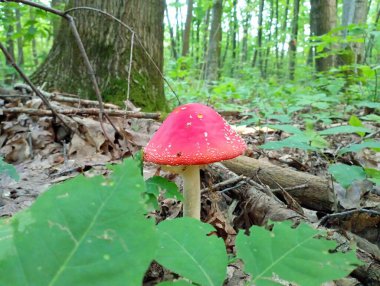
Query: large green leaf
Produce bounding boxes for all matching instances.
[0,158,157,286]
[0,157,19,181]
[236,222,362,286]
[328,163,367,188]
[319,126,371,135]
[156,218,228,286]
[267,124,304,135]
[339,141,380,155]
[260,135,317,151]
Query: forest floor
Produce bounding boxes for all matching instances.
[1,85,379,285]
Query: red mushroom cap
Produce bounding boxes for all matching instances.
[144,103,246,166]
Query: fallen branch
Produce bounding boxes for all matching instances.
[1,85,119,109]
[222,156,337,213]
[0,107,160,119]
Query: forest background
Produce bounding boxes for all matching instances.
[0,1,380,285]
[0,0,379,113]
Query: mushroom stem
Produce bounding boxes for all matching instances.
[182,165,201,220]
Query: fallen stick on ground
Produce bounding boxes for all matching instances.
[222,155,337,213]
[0,107,160,119]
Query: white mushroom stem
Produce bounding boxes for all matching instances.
[182,165,201,220]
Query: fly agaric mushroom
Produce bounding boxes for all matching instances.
[144,103,246,220]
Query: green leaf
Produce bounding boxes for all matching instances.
[364,168,380,180]
[146,176,183,201]
[348,115,365,137]
[156,218,228,286]
[236,221,362,286]
[0,158,157,286]
[357,101,380,110]
[328,163,367,188]
[339,141,380,154]
[267,114,292,123]
[0,157,19,181]
[260,135,317,151]
[319,126,371,136]
[267,124,304,135]
[361,114,380,123]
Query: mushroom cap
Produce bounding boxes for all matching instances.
[144,103,246,166]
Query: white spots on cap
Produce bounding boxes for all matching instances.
[144,103,246,166]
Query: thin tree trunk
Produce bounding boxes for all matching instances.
[195,19,201,64]
[264,0,274,78]
[289,0,300,80]
[310,0,337,72]
[275,0,280,74]
[252,0,264,77]
[231,0,238,76]
[15,8,24,66]
[182,0,194,56]
[29,9,39,67]
[4,8,15,85]
[205,0,223,82]
[280,0,290,61]
[165,2,178,59]
[241,0,252,63]
[201,8,211,78]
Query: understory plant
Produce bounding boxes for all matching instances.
[0,156,362,286]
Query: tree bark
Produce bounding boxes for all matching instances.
[222,156,337,212]
[340,0,369,65]
[231,0,238,76]
[15,8,24,66]
[31,0,166,112]
[241,0,252,63]
[252,0,264,77]
[310,0,337,72]
[289,0,300,80]
[4,7,15,85]
[165,2,178,60]
[205,0,223,82]
[182,0,194,56]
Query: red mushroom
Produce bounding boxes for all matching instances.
[144,103,246,219]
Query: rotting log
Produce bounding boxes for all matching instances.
[222,156,337,213]
[0,107,160,119]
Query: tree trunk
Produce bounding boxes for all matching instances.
[289,0,300,80]
[165,2,178,60]
[182,0,194,56]
[30,9,39,67]
[231,0,238,76]
[205,0,223,82]
[241,0,252,63]
[341,0,368,65]
[280,0,290,61]
[31,0,166,111]
[275,0,279,74]
[264,0,274,78]
[15,8,24,66]
[252,0,264,77]
[201,8,211,78]
[4,7,15,85]
[310,0,337,72]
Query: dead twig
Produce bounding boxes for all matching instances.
[0,42,77,137]
[0,107,160,119]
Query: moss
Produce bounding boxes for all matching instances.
[101,75,167,112]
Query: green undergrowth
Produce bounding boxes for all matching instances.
[0,156,362,285]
